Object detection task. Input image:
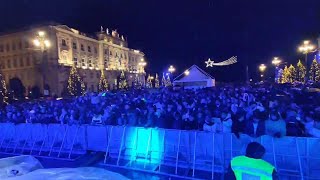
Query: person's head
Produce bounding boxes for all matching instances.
[269,110,280,121]
[252,110,266,123]
[245,142,266,159]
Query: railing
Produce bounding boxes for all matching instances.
[0,123,320,179]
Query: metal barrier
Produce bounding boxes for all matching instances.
[1,123,320,179]
[0,123,86,161]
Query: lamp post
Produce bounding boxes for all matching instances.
[298,40,316,82]
[259,64,267,81]
[272,57,282,83]
[138,58,147,86]
[33,31,50,95]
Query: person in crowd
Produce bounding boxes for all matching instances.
[265,110,286,137]
[244,110,266,138]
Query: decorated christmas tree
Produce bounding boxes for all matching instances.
[118,70,128,89]
[146,74,153,88]
[165,74,172,87]
[296,60,306,83]
[133,74,142,89]
[67,66,85,96]
[281,65,290,83]
[161,73,166,87]
[288,64,296,83]
[98,70,108,92]
[155,73,160,88]
[309,59,320,82]
[0,72,7,104]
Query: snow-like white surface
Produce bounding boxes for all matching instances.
[6,167,129,180]
[0,156,129,180]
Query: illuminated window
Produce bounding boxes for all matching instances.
[94,47,97,53]
[105,49,108,54]
[81,44,84,51]
[96,72,100,78]
[109,51,112,55]
[90,72,93,78]
[12,43,16,51]
[73,42,77,49]
[62,39,67,46]
[88,46,91,52]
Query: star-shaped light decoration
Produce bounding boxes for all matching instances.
[205,58,214,67]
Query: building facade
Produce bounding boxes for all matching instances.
[0,25,146,96]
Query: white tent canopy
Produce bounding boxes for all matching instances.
[173,65,215,89]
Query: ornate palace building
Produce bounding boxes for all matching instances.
[0,24,146,96]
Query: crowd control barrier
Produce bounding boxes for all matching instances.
[1,123,320,179]
[0,123,86,160]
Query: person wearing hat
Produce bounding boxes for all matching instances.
[228,142,278,180]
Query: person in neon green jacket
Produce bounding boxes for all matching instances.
[226,142,278,180]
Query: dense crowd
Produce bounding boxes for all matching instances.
[1,84,320,138]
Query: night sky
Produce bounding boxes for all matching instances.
[1,0,320,82]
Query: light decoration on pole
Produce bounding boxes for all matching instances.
[205,56,237,67]
[98,69,108,92]
[138,59,147,73]
[133,74,142,89]
[298,40,316,81]
[33,31,51,94]
[259,64,266,81]
[272,57,282,83]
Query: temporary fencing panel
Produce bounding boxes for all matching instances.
[1,123,320,179]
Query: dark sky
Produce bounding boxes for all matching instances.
[1,0,320,82]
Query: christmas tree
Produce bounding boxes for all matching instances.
[161,73,166,87]
[146,74,153,88]
[155,73,160,88]
[296,60,306,83]
[281,65,290,83]
[0,72,7,104]
[133,74,142,89]
[309,59,320,82]
[165,74,172,87]
[288,64,296,83]
[67,66,85,96]
[118,70,128,89]
[98,70,108,92]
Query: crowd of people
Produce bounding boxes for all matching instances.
[1,84,320,138]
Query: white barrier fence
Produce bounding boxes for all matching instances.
[1,123,320,179]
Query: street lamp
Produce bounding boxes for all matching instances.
[272,57,282,83]
[259,64,267,81]
[168,65,175,73]
[33,31,51,95]
[184,70,190,76]
[298,40,316,81]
